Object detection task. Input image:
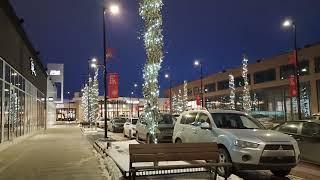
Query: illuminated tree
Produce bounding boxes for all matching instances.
[139,0,164,143]
[242,55,251,113]
[229,74,235,109]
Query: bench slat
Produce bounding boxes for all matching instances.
[129,143,217,150]
[130,147,218,154]
[134,162,232,171]
[131,152,218,162]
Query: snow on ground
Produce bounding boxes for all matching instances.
[96,139,243,180]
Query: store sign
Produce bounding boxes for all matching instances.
[107,73,119,98]
[30,58,36,76]
[288,75,297,97]
[49,70,61,76]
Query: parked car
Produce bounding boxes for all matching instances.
[272,120,320,165]
[123,118,138,139]
[251,114,274,129]
[136,114,176,143]
[96,117,110,128]
[173,109,300,177]
[107,117,128,132]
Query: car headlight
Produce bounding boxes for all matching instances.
[234,140,259,148]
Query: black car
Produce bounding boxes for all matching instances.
[273,120,320,164]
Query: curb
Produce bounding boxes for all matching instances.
[93,139,125,180]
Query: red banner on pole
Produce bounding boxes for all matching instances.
[288,75,297,97]
[107,73,119,98]
[288,50,296,66]
[106,48,114,59]
[196,95,201,106]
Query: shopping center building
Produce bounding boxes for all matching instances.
[0,1,47,144]
[166,43,320,121]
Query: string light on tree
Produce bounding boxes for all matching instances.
[229,74,235,110]
[139,0,164,143]
[81,84,89,122]
[183,80,188,110]
[242,55,251,113]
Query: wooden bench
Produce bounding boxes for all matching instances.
[129,143,232,180]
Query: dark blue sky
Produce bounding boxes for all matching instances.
[10,0,320,97]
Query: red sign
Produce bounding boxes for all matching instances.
[196,95,201,106]
[288,50,296,66]
[107,73,119,98]
[288,75,297,97]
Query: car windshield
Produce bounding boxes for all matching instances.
[158,114,175,124]
[115,118,127,123]
[132,119,138,124]
[211,113,264,129]
[252,114,268,118]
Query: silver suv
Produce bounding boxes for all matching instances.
[173,109,300,177]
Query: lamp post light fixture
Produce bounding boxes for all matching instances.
[282,18,301,120]
[165,73,172,114]
[194,60,204,107]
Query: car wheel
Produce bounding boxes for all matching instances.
[129,130,132,139]
[175,138,182,143]
[146,134,153,144]
[217,147,232,178]
[136,132,139,141]
[271,169,291,177]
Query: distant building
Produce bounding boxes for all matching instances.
[0,1,47,144]
[47,63,64,103]
[166,43,320,121]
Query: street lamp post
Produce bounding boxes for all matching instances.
[194,60,204,107]
[67,91,71,122]
[283,19,302,120]
[101,3,120,138]
[165,74,172,114]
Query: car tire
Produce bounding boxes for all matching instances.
[271,169,291,177]
[136,132,139,141]
[129,130,132,139]
[146,134,153,144]
[175,138,182,143]
[217,147,232,178]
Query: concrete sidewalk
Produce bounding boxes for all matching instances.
[0,125,105,180]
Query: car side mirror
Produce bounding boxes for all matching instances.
[200,122,211,130]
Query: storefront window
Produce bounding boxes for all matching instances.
[217,80,229,90]
[315,56,320,73]
[299,60,309,76]
[280,64,294,80]
[234,75,251,87]
[0,60,3,79]
[204,83,215,93]
[3,83,10,141]
[5,64,10,83]
[254,69,276,84]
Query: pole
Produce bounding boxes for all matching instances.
[293,23,301,120]
[169,79,172,114]
[200,63,204,107]
[88,65,90,128]
[103,7,108,138]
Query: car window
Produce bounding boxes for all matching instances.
[301,122,320,137]
[211,113,264,129]
[278,122,300,134]
[181,113,197,125]
[196,113,211,126]
[132,119,138,124]
[158,114,175,124]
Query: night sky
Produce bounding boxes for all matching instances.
[9,0,320,98]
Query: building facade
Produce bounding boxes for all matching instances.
[166,43,320,121]
[0,1,47,144]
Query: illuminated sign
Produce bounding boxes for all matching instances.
[49,70,61,76]
[30,58,36,76]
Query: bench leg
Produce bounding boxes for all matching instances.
[213,167,218,180]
